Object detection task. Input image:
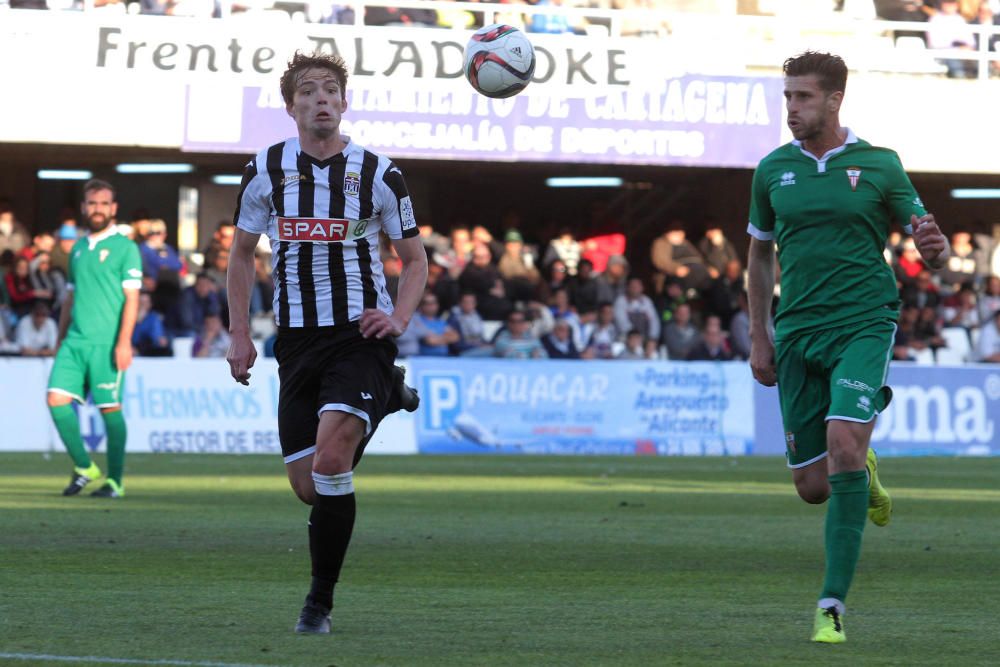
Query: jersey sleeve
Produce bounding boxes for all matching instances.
[747,165,775,241]
[121,240,143,290]
[377,160,420,240]
[234,155,272,235]
[884,151,926,235]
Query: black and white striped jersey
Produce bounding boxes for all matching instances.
[234,137,419,328]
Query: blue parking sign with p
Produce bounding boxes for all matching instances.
[421,372,463,433]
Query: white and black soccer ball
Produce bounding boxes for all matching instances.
[463,24,536,99]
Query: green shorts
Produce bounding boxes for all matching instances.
[775,318,896,468]
[48,340,124,407]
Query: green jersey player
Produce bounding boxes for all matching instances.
[47,179,142,499]
[746,52,949,644]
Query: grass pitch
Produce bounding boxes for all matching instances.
[0,454,997,667]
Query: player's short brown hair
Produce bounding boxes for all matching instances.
[783,51,847,94]
[82,179,116,200]
[279,51,349,106]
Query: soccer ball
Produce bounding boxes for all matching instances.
[464,24,536,99]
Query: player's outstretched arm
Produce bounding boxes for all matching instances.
[226,228,261,385]
[747,237,777,387]
[911,213,950,270]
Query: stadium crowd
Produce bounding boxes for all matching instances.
[2,198,999,363]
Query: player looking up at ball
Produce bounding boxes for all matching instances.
[746,51,950,644]
[226,51,426,635]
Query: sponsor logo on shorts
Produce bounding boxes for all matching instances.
[96,382,117,390]
[857,395,871,413]
[361,392,373,400]
[837,378,875,393]
[785,431,796,454]
[277,217,370,243]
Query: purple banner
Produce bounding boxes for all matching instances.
[183,75,782,167]
[754,363,1000,457]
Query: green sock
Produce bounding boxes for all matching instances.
[50,404,91,469]
[820,469,869,603]
[101,409,127,486]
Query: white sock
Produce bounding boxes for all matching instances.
[818,598,845,615]
[312,471,354,496]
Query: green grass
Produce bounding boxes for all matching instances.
[1,454,997,667]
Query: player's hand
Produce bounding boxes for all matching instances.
[114,340,133,372]
[226,331,257,386]
[749,338,777,387]
[359,308,404,339]
[911,213,949,269]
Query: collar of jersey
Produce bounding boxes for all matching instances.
[791,127,857,161]
[296,138,356,168]
[86,224,119,250]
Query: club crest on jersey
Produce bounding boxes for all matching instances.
[846,167,862,191]
[780,171,796,187]
[344,172,361,198]
[99,249,110,263]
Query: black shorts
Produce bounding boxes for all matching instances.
[273,323,397,463]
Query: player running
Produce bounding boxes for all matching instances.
[48,179,142,499]
[746,52,949,643]
[226,51,427,634]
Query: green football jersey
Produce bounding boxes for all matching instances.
[748,131,926,341]
[65,227,143,345]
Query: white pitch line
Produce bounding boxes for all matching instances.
[0,653,276,667]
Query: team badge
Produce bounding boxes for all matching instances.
[99,249,110,263]
[846,167,862,191]
[344,172,361,198]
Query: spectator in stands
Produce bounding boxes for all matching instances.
[541,317,582,359]
[942,283,981,329]
[548,286,584,349]
[895,236,927,291]
[616,329,647,360]
[650,220,710,294]
[250,253,274,316]
[974,308,1000,362]
[436,0,483,29]
[205,247,230,293]
[594,254,629,305]
[139,219,184,290]
[498,229,542,302]
[926,0,977,78]
[459,243,512,321]
[901,268,942,309]
[493,308,547,359]
[193,313,231,358]
[447,292,493,356]
[893,303,933,360]
[365,4,438,26]
[49,222,79,278]
[613,277,660,344]
[29,252,66,311]
[419,222,451,258]
[728,291,752,361]
[540,257,570,304]
[569,258,603,318]
[974,1,1000,74]
[542,228,582,276]
[979,275,1000,324]
[14,300,57,357]
[916,304,947,350]
[426,251,460,313]
[704,258,745,328]
[0,205,29,256]
[940,229,990,292]
[173,272,220,338]
[449,226,474,277]
[472,225,504,261]
[202,220,235,270]
[5,255,50,319]
[583,302,620,359]
[408,292,460,356]
[661,301,699,360]
[303,0,356,24]
[697,220,740,280]
[18,231,55,262]
[873,0,932,23]
[686,315,733,361]
[132,291,172,357]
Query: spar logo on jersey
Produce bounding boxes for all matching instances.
[779,171,796,187]
[399,196,416,230]
[344,172,361,198]
[846,167,862,191]
[277,217,350,242]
